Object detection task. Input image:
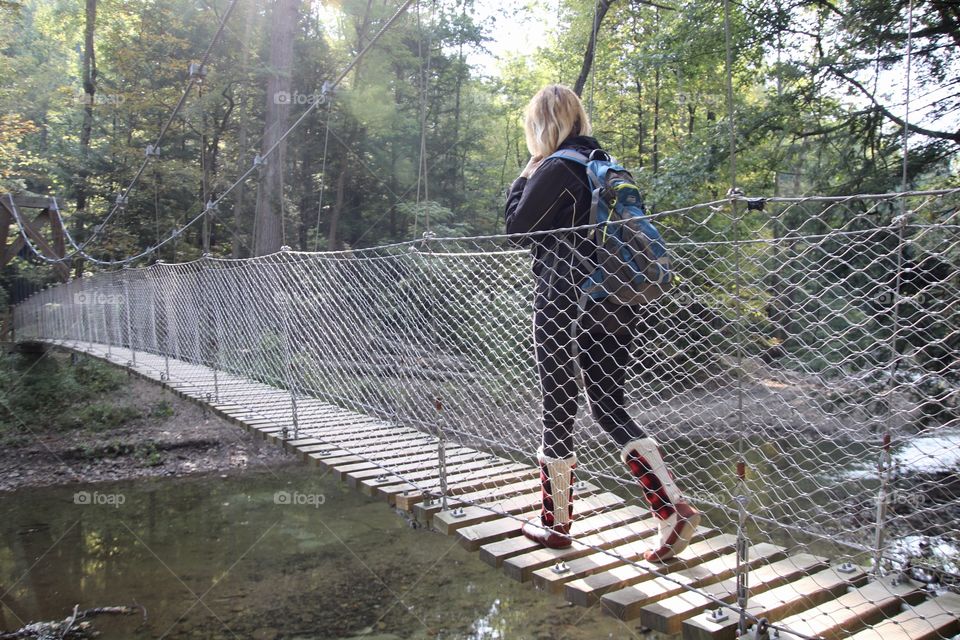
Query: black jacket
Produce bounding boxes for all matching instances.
[504,135,637,334]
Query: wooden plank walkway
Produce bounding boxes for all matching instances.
[44,339,960,640]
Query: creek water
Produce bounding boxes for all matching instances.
[2,429,957,638]
[0,466,636,639]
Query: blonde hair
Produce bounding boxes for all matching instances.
[523,84,592,159]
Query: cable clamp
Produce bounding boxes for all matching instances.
[891,210,913,226]
[145,144,161,158]
[552,561,571,575]
[253,154,266,168]
[748,617,773,640]
[115,194,128,208]
[205,200,217,213]
[449,506,466,518]
[279,245,292,252]
[188,62,207,81]
[726,187,745,198]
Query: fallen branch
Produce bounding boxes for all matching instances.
[0,603,146,639]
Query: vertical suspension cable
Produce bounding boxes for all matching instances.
[413,0,433,237]
[874,0,915,580]
[723,0,749,635]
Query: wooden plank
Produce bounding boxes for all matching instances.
[478,506,660,569]
[412,478,542,524]
[497,512,675,582]
[358,457,518,497]
[561,542,785,606]
[454,487,619,546]
[12,194,56,209]
[279,425,424,448]
[617,553,827,629]
[845,593,960,640]
[777,577,925,640]
[530,532,738,595]
[394,467,540,511]
[373,462,533,502]
[480,505,656,568]
[346,450,486,488]
[679,564,869,640]
[533,527,752,606]
[438,488,619,537]
[304,438,439,471]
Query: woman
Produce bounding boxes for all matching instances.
[503,84,700,562]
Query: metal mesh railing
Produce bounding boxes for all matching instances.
[13,189,960,635]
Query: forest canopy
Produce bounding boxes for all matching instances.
[0,0,957,276]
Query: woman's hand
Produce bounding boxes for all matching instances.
[520,155,543,179]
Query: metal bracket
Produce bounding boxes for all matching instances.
[837,561,858,574]
[706,608,729,623]
[574,480,588,492]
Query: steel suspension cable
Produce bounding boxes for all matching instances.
[13,0,416,268]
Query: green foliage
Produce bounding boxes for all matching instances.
[0,352,131,435]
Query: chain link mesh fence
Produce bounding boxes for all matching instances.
[13,189,960,635]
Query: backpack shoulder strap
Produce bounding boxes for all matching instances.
[547,149,602,188]
[548,149,589,165]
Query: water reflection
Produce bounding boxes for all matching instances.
[0,468,633,639]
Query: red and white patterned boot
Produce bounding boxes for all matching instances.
[521,448,577,549]
[621,437,700,562]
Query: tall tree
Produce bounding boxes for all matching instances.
[74,0,97,275]
[253,0,298,256]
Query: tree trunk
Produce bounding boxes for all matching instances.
[232,0,256,258]
[652,64,660,176]
[574,0,613,97]
[327,166,347,250]
[75,0,97,277]
[635,77,644,167]
[253,0,297,256]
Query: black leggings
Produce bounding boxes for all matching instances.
[534,307,645,459]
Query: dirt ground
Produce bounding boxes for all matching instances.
[0,352,300,493]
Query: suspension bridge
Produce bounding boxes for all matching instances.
[9,188,960,640]
[4,0,960,635]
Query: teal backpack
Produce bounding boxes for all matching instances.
[548,148,672,304]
